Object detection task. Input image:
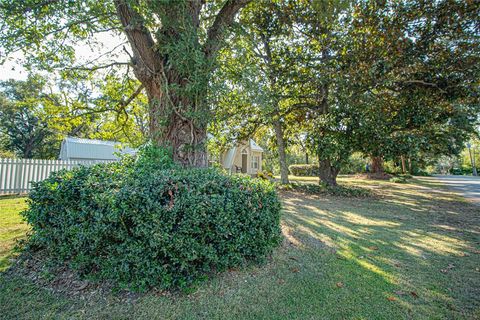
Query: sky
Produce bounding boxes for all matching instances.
[1,52,28,81]
[0,32,127,82]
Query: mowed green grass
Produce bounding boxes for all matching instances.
[1,177,479,319]
[0,196,28,271]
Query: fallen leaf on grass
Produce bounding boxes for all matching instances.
[291,268,299,273]
[368,246,379,251]
[410,291,419,299]
[387,296,397,301]
[278,279,285,284]
[394,290,406,295]
[336,282,344,288]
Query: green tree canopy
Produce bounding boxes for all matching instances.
[1,0,252,166]
[0,75,59,158]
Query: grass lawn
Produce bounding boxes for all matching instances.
[0,196,28,272]
[1,176,479,319]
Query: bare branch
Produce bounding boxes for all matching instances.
[65,62,131,72]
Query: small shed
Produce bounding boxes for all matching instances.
[220,139,263,175]
[59,137,136,161]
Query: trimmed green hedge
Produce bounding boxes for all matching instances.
[289,164,319,176]
[22,158,282,291]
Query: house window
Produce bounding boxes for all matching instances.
[251,155,259,169]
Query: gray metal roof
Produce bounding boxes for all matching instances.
[59,137,136,160]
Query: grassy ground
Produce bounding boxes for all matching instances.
[0,196,28,271]
[0,176,479,319]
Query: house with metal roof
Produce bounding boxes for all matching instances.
[59,137,136,161]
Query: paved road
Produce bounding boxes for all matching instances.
[429,175,480,205]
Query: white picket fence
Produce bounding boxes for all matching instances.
[0,158,114,195]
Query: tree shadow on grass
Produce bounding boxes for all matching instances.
[1,181,479,319]
[280,181,480,319]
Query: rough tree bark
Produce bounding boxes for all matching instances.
[318,158,339,187]
[114,0,251,166]
[370,156,385,176]
[273,120,290,184]
[400,155,406,174]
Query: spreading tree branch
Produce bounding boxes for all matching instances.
[119,84,144,107]
[114,0,162,76]
[204,0,252,59]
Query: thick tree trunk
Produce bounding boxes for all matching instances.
[369,156,392,179]
[23,141,33,159]
[114,0,250,167]
[146,79,208,167]
[273,120,289,184]
[400,155,406,174]
[318,158,339,187]
[371,156,385,175]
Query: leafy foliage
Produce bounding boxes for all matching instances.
[0,75,59,158]
[301,0,480,181]
[0,75,149,159]
[289,164,319,177]
[0,0,252,166]
[278,182,371,198]
[389,177,408,184]
[21,150,282,291]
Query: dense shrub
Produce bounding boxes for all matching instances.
[289,164,319,176]
[421,166,436,176]
[290,154,367,176]
[277,182,371,198]
[383,160,403,175]
[339,153,368,174]
[22,154,282,291]
[256,171,274,180]
[450,166,477,175]
[389,176,407,183]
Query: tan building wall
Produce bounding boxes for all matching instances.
[221,141,262,175]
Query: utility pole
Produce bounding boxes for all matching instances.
[467,143,478,176]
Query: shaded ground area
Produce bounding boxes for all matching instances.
[423,175,480,205]
[0,177,479,319]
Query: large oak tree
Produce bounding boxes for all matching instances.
[0,0,251,166]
